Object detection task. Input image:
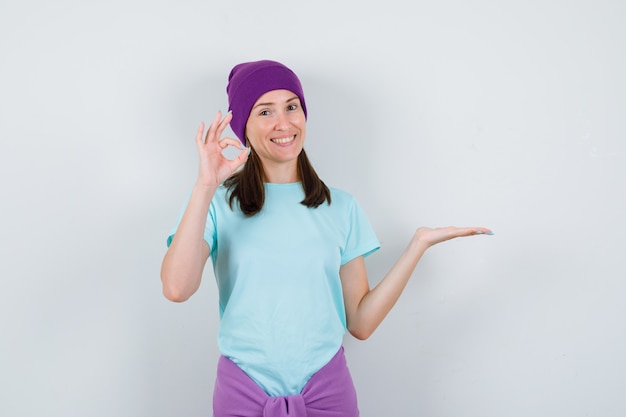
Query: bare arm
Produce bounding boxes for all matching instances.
[161,112,248,302]
[340,226,492,340]
[160,183,215,302]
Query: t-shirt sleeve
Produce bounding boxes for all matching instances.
[340,197,380,265]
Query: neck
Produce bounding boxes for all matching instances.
[263,160,299,184]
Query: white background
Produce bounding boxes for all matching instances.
[2,0,625,416]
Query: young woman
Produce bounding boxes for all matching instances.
[161,60,492,417]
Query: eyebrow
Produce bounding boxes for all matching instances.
[252,95,299,110]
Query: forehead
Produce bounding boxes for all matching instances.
[254,89,299,105]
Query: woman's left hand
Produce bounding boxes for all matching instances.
[414,226,493,249]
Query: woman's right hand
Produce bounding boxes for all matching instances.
[195,111,249,188]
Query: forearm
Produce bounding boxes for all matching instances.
[345,226,492,339]
[350,236,429,339]
[161,182,216,302]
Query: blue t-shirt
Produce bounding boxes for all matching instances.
[168,182,380,396]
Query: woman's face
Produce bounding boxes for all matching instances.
[245,89,306,169]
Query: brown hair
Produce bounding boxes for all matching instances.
[223,148,331,216]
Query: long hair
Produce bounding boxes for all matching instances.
[223,148,331,216]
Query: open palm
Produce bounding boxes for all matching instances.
[415,226,493,248]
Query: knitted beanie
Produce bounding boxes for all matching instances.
[226,60,308,145]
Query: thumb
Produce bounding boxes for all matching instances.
[230,146,250,170]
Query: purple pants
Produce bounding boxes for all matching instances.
[213,347,359,417]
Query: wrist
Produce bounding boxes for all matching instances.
[193,181,219,196]
[409,231,431,253]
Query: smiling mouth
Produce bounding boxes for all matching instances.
[271,135,295,144]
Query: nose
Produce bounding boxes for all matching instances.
[274,110,289,130]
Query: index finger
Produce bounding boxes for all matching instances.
[205,112,233,144]
[471,227,494,235]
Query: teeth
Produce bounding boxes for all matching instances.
[272,136,294,144]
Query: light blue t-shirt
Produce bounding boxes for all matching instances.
[168,182,380,396]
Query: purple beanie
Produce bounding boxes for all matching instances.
[226,60,308,145]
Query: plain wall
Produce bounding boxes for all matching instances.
[1,0,625,416]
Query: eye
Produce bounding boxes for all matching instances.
[259,109,271,116]
[287,104,298,111]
